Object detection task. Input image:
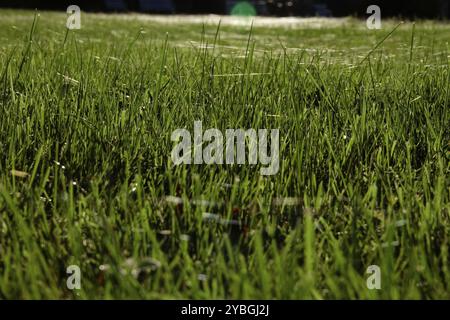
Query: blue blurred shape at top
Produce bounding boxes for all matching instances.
[313,4,332,17]
[138,0,175,12]
[104,0,128,11]
[226,0,268,15]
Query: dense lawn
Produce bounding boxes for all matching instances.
[0,10,449,299]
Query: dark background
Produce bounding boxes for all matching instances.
[0,0,448,18]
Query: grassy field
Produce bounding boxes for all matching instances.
[0,9,449,299]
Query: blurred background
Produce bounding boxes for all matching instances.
[0,0,448,18]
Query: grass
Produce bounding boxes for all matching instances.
[0,9,449,299]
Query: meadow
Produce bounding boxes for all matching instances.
[0,9,449,299]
